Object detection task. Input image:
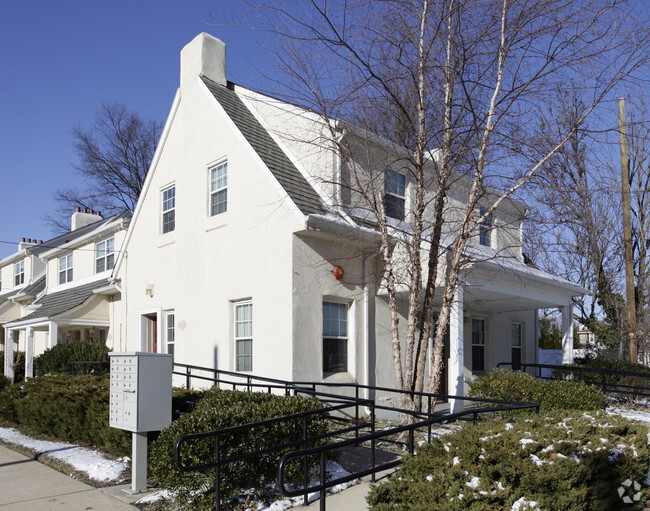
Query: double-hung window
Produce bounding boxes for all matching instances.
[323,301,348,374]
[472,318,485,372]
[162,185,176,233]
[479,207,492,247]
[511,322,522,371]
[235,301,252,372]
[384,170,406,220]
[209,161,228,216]
[59,254,73,284]
[95,237,115,273]
[165,312,175,358]
[14,261,24,286]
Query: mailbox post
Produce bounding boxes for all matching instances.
[109,352,172,493]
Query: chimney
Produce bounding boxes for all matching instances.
[71,208,103,231]
[18,238,36,251]
[181,33,226,92]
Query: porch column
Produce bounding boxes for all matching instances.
[25,327,34,379]
[4,329,14,382]
[49,321,59,349]
[561,303,574,364]
[448,286,464,414]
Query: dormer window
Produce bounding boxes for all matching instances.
[209,160,228,216]
[14,261,24,286]
[479,207,493,247]
[96,237,115,273]
[385,170,406,220]
[59,254,73,284]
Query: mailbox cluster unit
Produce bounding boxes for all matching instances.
[109,352,173,433]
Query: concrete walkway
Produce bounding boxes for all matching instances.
[0,444,141,510]
[0,442,395,510]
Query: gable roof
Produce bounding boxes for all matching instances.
[9,278,110,324]
[30,210,132,258]
[201,76,326,217]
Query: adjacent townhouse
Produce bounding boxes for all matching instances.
[112,33,586,405]
[3,208,131,380]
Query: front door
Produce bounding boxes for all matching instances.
[144,314,158,353]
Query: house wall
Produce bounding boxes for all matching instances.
[119,72,304,383]
[45,229,127,290]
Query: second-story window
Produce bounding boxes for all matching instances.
[210,161,228,216]
[59,254,73,284]
[479,207,493,247]
[162,185,176,234]
[385,169,406,220]
[14,261,24,286]
[95,237,115,273]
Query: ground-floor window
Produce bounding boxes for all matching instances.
[235,301,252,372]
[165,312,175,358]
[472,318,485,371]
[511,322,522,370]
[323,301,348,374]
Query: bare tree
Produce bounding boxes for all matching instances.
[47,102,162,232]
[251,0,649,414]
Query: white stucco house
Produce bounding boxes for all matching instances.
[2,208,130,380]
[111,33,586,402]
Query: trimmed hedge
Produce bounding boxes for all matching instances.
[367,411,649,510]
[150,388,330,510]
[34,341,110,376]
[468,369,607,410]
[0,374,205,457]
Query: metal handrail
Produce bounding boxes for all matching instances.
[277,401,540,511]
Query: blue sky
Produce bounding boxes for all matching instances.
[0,1,273,259]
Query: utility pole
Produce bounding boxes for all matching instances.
[618,97,638,363]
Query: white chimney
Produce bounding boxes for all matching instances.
[71,207,103,231]
[181,33,226,91]
[18,237,36,252]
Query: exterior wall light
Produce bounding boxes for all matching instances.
[333,266,344,280]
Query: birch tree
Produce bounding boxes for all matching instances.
[251,0,650,413]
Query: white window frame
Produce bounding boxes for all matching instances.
[471,318,485,372]
[511,322,523,370]
[95,237,115,273]
[14,261,24,286]
[58,254,73,284]
[384,169,406,220]
[162,185,176,234]
[209,160,228,216]
[234,301,253,372]
[322,301,349,374]
[479,207,493,247]
[165,311,175,358]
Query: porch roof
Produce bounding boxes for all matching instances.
[5,278,111,326]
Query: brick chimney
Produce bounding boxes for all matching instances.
[71,206,103,231]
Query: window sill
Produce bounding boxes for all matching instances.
[157,239,176,249]
[205,213,228,233]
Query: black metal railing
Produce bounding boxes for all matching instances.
[497,362,650,400]
[277,401,540,511]
[172,363,540,511]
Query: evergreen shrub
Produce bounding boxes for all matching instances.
[150,388,329,510]
[468,369,606,410]
[367,411,649,510]
[34,341,110,376]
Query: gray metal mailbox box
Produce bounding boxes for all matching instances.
[109,352,172,433]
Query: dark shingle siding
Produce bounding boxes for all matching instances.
[16,279,111,322]
[201,77,326,216]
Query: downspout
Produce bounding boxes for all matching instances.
[334,127,356,226]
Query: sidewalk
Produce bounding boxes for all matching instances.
[0,442,393,510]
[0,444,141,510]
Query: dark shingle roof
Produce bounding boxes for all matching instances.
[17,274,46,298]
[14,279,111,323]
[28,210,132,257]
[201,76,326,216]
